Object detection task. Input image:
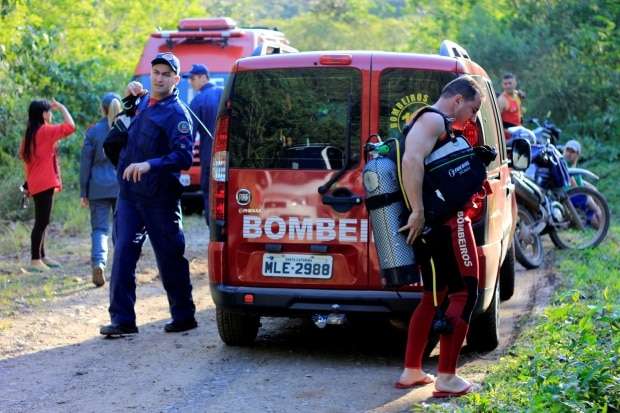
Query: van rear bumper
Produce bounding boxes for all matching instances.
[210,284,423,316]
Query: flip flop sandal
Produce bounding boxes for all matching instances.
[394,375,434,389]
[432,383,478,398]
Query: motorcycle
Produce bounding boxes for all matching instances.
[529,117,562,145]
[509,127,610,269]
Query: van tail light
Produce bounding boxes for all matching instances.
[209,114,230,242]
[214,180,227,220]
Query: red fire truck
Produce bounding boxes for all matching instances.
[132,17,297,212]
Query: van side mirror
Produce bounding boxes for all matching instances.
[510,138,531,171]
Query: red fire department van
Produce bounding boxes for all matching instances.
[208,41,523,352]
[132,17,297,211]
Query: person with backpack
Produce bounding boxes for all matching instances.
[79,93,122,287]
[396,76,484,398]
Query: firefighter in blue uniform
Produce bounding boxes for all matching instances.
[184,63,223,223]
[100,52,197,336]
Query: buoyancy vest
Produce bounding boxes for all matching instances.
[398,106,497,225]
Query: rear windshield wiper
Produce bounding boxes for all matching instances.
[318,93,353,195]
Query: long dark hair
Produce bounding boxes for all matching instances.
[21,99,51,162]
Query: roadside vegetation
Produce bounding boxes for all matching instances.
[0,0,616,222]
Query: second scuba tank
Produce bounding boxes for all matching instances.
[363,144,418,288]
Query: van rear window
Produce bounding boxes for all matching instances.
[228,68,361,170]
[379,69,456,140]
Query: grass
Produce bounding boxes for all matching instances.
[0,269,87,319]
[0,186,92,320]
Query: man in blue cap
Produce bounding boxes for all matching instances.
[100,52,197,336]
[184,63,223,223]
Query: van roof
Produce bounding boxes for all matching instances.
[234,51,489,78]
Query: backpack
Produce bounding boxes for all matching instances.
[396,106,496,225]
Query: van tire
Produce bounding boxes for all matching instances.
[467,281,499,352]
[216,307,260,346]
[499,244,516,301]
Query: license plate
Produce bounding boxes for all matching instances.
[262,254,333,279]
[180,174,190,187]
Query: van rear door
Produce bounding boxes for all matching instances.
[224,62,370,289]
[368,55,457,288]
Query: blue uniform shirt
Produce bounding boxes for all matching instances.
[189,82,223,190]
[117,88,194,203]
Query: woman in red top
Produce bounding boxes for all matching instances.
[20,98,75,271]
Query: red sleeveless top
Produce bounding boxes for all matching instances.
[501,92,522,126]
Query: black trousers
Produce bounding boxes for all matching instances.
[31,188,55,260]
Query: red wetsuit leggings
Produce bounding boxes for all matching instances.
[404,211,479,374]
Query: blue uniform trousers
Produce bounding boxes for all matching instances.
[109,197,195,326]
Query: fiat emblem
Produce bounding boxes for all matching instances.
[236,188,251,206]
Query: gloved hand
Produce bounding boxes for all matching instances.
[474,145,497,166]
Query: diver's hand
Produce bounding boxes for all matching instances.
[399,209,425,244]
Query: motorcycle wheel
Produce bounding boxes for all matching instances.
[549,186,610,249]
[514,204,544,269]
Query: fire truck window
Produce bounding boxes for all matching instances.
[228,68,361,170]
[379,69,456,140]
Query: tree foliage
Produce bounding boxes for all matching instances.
[0,0,617,218]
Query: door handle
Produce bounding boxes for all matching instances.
[321,187,363,213]
[322,194,363,206]
[323,194,362,207]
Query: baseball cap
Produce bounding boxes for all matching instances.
[564,139,581,154]
[101,92,121,110]
[183,64,209,78]
[151,52,180,74]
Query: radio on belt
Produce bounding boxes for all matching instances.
[363,140,419,288]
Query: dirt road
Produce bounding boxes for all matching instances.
[0,222,554,413]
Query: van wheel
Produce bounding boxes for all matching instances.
[467,282,499,352]
[499,244,516,301]
[216,307,260,346]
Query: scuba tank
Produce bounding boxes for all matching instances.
[363,140,419,288]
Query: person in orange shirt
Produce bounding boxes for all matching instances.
[497,73,524,128]
[20,98,75,272]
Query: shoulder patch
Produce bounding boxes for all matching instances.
[177,121,191,134]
